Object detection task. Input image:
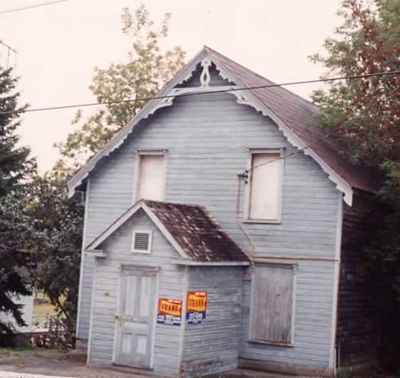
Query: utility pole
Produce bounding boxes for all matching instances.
[0,40,17,69]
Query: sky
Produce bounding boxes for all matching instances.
[0,0,342,172]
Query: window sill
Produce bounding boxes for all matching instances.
[248,339,294,348]
[243,219,281,225]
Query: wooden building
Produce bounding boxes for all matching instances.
[68,47,379,377]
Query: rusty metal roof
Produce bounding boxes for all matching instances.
[86,199,250,263]
[206,47,380,193]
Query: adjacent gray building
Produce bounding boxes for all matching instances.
[68,47,379,377]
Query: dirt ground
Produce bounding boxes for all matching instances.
[0,348,296,378]
[0,349,153,378]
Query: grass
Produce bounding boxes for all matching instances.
[0,346,66,358]
[32,292,57,329]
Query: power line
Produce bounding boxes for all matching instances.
[0,0,68,15]
[0,40,17,54]
[0,40,17,69]
[1,69,400,115]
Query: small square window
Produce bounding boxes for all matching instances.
[132,231,152,254]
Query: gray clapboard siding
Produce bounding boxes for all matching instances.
[240,260,336,369]
[87,210,186,376]
[181,267,244,377]
[78,72,341,370]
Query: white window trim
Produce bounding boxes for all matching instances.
[133,149,168,203]
[244,148,284,224]
[248,262,297,347]
[131,230,153,254]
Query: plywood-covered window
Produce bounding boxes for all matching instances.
[247,151,282,222]
[137,153,166,201]
[251,264,295,345]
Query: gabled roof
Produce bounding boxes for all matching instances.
[86,200,250,264]
[68,46,380,205]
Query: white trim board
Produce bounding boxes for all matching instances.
[75,178,91,340]
[329,194,344,371]
[174,260,250,266]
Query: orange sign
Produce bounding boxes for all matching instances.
[157,298,182,326]
[187,291,208,312]
[186,291,207,324]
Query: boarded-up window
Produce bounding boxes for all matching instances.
[251,264,295,345]
[248,152,282,221]
[137,154,166,201]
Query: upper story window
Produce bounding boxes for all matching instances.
[136,152,166,201]
[246,150,282,223]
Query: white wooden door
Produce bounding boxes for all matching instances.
[115,267,157,368]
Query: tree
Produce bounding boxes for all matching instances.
[0,67,35,342]
[45,3,185,343]
[311,0,400,171]
[311,0,400,370]
[55,4,186,175]
[0,191,34,345]
[27,173,83,347]
[0,68,32,195]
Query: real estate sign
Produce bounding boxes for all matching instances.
[186,291,208,324]
[157,298,182,326]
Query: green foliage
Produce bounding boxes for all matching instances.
[0,67,35,342]
[0,192,33,345]
[0,68,34,195]
[312,0,400,370]
[26,173,83,346]
[55,3,186,176]
[311,0,400,169]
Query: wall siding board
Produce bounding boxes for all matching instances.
[241,260,336,370]
[78,76,341,372]
[181,267,244,377]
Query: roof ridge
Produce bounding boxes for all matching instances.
[144,199,204,210]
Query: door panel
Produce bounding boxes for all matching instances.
[115,268,157,368]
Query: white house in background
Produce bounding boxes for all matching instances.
[0,295,34,333]
[68,47,380,377]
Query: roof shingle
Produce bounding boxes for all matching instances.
[144,200,249,262]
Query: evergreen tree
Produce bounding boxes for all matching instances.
[0,67,34,342]
[0,68,32,195]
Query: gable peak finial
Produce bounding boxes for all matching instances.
[200,57,212,87]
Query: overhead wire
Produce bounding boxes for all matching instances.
[0,0,68,15]
[1,69,399,115]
